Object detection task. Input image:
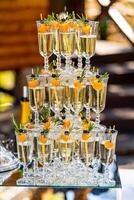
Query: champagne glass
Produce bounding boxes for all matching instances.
[99,128,118,186]
[37,21,54,71]
[27,75,44,125]
[91,75,109,127]
[59,21,76,75]
[59,132,73,164]
[37,131,53,184]
[39,74,50,108]
[25,123,42,179]
[50,20,61,68]
[15,129,33,185]
[50,75,65,117]
[80,20,98,75]
[69,77,86,129]
[80,131,95,166]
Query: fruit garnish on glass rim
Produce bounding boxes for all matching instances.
[74,67,86,89]
[91,72,109,91]
[38,128,49,144]
[61,130,71,142]
[11,114,27,143]
[81,121,94,141]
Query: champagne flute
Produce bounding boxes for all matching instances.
[80,20,98,75]
[15,129,33,185]
[69,77,86,129]
[91,74,109,127]
[37,21,54,71]
[50,75,65,117]
[99,128,118,186]
[50,20,61,68]
[37,130,53,184]
[27,75,44,125]
[59,20,76,75]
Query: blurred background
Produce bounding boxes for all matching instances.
[0,0,134,199]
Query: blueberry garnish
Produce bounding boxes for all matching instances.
[96,74,100,78]
[31,74,35,78]
[53,65,57,69]
[64,131,69,135]
[52,74,57,78]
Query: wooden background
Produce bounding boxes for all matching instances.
[0,0,49,70]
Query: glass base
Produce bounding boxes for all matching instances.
[17,177,33,186]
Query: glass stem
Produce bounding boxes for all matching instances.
[57,54,61,68]
[78,55,82,69]
[44,56,48,70]
[95,112,100,126]
[23,165,28,181]
[85,56,91,72]
[86,106,91,120]
[65,56,71,71]
[35,110,39,125]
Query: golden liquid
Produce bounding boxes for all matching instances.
[75,31,81,55]
[38,141,52,165]
[53,138,59,157]
[17,142,33,165]
[80,35,96,57]
[44,84,49,106]
[64,84,70,108]
[70,85,86,112]
[38,32,53,57]
[50,86,65,112]
[100,142,115,164]
[29,87,44,111]
[60,32,76,56]
[59,140,73,163]
[53,30,60,54]
[91,84,107,113]
[80,139,95,164]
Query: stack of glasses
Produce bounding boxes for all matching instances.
[13,12,118,187]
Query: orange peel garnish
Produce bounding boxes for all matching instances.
[38,24,49,32]
[63,119,71,129]
[82,121,91,130]
[18,133,27,143]
[91,79,104,91]
[38,134,48,144]
[42,120,51,129]
[50,79,60,87]
[104,140,115,150]
[50,21,59,29]
[28,79,39,88]
[82,24,91,35]
[61,132,71,142]
[74,80,83,89]
[82,133,92,141]
[59,22,69,32]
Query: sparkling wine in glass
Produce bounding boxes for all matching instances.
[37,21,54,71]
[27,75,44,125]
[91,74,109,127]
[59,21,76,75]
[15,130,33,185]
[99,128,118,186]
[80,20,98,75]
